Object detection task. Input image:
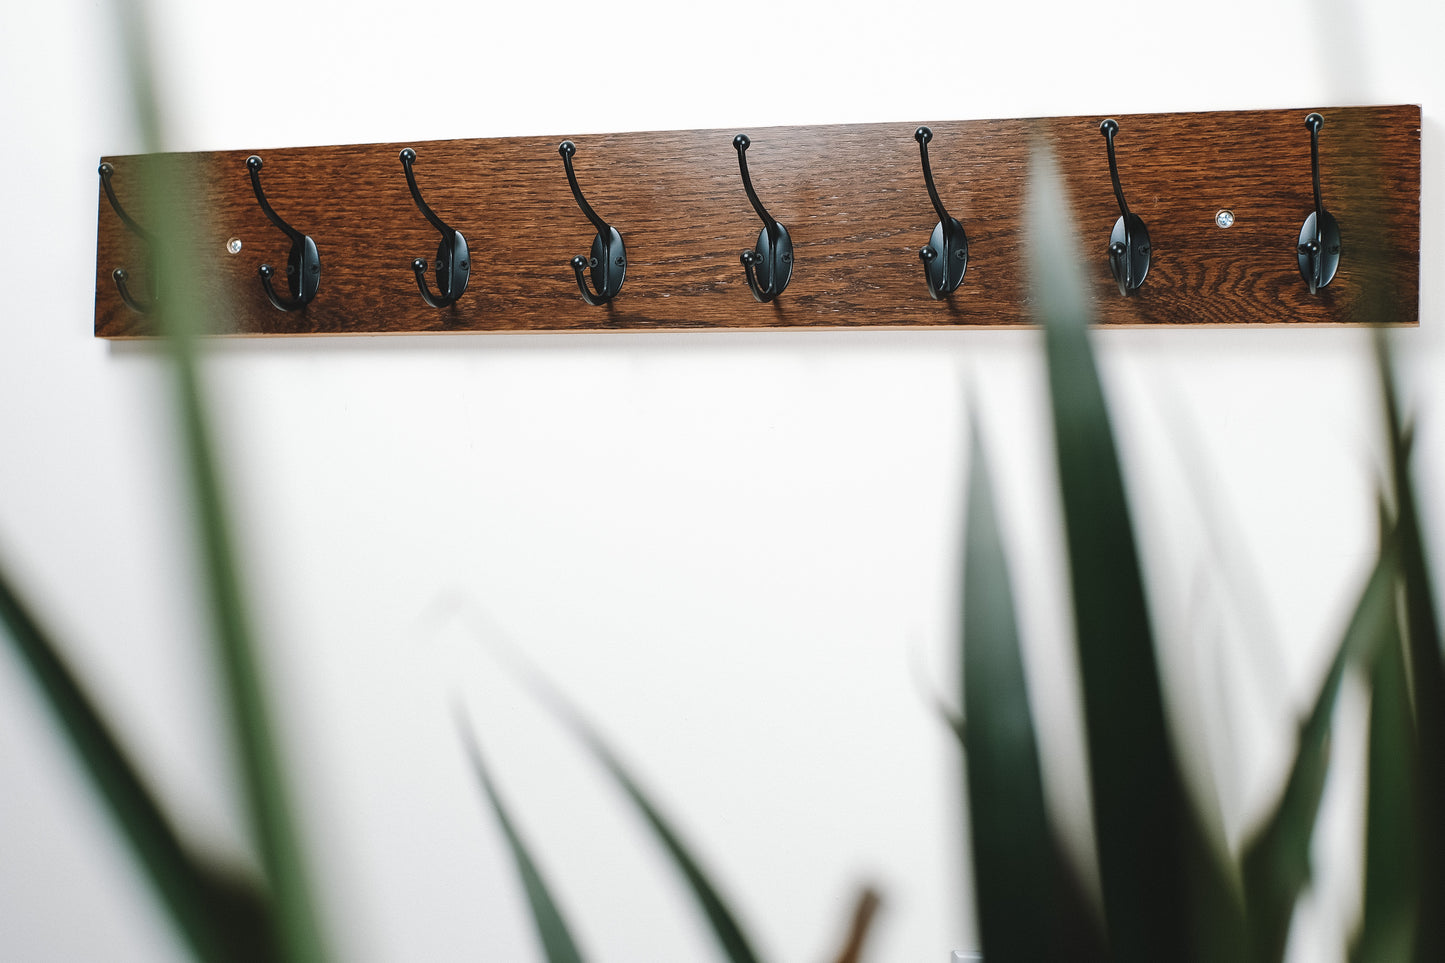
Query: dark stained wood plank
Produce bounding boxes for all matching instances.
[94,105,1420,337]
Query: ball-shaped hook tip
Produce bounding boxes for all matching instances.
[740,250,759,265]
[99,162,113,177]
[411,258,427,272]
[400,148,417,164]
[559,141,576,158]
[915,127,933,144]
[733,134,750,151]
[246,155,263,172]
[1100,119,1119,138]
[112,268,129,282]
[258,263,275,278]
[1305,112,1324,132]
[919,246,937,263]
[570,254,588,269]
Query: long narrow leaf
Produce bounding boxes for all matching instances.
[490,649,766,963]
[1025,147,1244,960]
[1374,331,1445,962]
[165,282,328,963]
[459,719,587,963]
[825,887,881,963]
[0,558,277,963]
[1242,539,1399,962]
[1352,585,1419,963]
[960,414,1105,959]
[111,1,329,958]
[561,712,763,963]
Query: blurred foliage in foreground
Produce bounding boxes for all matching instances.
[2,4,1439,956]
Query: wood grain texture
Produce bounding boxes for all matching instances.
[94,105,1420,337]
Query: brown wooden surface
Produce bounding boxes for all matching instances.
[93,105,1420,337]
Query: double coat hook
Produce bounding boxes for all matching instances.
[246,155,320,311]
[98,162,156,313]
[400,148,470,307]
[1100,120,1150,297]
[914,127,968,299]
[733,135,793,302]
[1297,113,1341,294]
[559,140,625,306]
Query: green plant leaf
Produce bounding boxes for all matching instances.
[459,720,587,963]
[1373,332,1445,962]
[562,710,764,963]
[109,2,330,958]
[490,653,766,963]
[0,557,278,963]
[1242,539,1399,963]
[1024,147,1245,961]
[1351,577,1419,963]
[960,413,1105,960]
[163,285,329,963]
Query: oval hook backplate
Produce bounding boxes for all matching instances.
[1297,210,1341,293]
[746,224,793,301]
[1109,214,1151,296]
[430,232,470,301]
[922,218,968,297]
[278,235,322,305]
[584,227,626,299]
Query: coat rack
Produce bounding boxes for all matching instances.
[93,105,1420,338]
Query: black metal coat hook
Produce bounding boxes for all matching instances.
[914,127,968,299]
[400,148,470,308]
[246,155,319,311]
[733,135,793,303]
[558,140,625,306]
[98,162,156,313]
[1297,113,1341,295]
[1100,120,1150,297]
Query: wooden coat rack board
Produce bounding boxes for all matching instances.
[93,104,1420,338]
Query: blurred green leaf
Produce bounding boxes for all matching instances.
[111,1,330,958]
[1024,147,1245,960]
[1243,539,1399,962]
[459,721,588,963]
[0,558,278,963]
[493,653,765,963]
[1374,332,1445,962]
[558,708,763,963]
[1352,579,1419,963]
[960,414,1105,960]
[161,280,328,963]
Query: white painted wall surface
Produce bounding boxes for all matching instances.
[0,0,1440,960]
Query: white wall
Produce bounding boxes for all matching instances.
[0,0,1440,960]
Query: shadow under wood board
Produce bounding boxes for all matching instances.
[93,104,1420,338]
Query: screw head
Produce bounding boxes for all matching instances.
[1215,209,1235,229]
[226,237,243,254]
